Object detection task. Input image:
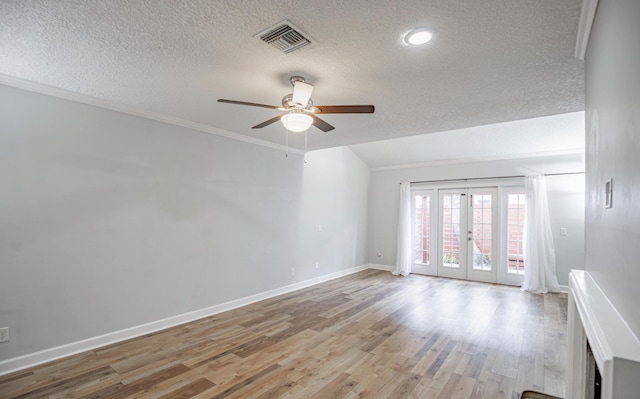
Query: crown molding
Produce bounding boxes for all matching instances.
[0,74,305,155]
[369,148,585,172]
[575,0,599,60]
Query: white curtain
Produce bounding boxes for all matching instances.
[393,182,412,276]
[522,175,560,293]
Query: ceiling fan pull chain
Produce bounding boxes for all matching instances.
[304,129,308,163]
[285,127,289,157]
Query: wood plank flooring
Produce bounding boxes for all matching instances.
[0,270,568,398]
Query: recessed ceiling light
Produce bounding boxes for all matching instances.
[404,28,433,46]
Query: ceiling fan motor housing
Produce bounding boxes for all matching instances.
[282,93,313,110]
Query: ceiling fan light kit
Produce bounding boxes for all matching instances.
[281,110,313,132]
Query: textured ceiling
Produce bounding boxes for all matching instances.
[350,111,585,169]
[0,0,584,151]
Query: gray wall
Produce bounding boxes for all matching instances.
[0,84,370,361]
[584,0,640,336]
[367,154,585,285]
[546,174,586,284]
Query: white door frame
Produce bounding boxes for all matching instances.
[409,178,525,286]
[436,187,499,283]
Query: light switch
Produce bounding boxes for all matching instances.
[605,178,613,208]
[560,227,567,236]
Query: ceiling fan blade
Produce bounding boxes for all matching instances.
[218,99,279,109]
[252,115,283,129]
[311,115,335,132]
[292,81,314,107]
[314,105,375,114]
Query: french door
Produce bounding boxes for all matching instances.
[438,188,498,283]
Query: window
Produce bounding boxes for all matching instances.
[413,194,431,265]
[441,193,462,268]
[411,189,436,276]
[471,192,493,271]
[506,191,526,274]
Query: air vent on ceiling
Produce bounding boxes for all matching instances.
[255,20,312,54]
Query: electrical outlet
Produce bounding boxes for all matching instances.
[315,261,319,269]
[291,268,295,276]
[0,327,8,343]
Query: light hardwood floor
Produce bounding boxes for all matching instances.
[0,270,567,398]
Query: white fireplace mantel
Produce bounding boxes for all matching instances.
[566,270,640,399]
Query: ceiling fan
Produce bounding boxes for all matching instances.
[218,76,374,133]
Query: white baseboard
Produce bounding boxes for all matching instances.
[0,264,372,376]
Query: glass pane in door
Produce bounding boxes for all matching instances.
[507,192,526,274]
[441,193,461,268]
[471,193,492,271]
[413,194,431,265]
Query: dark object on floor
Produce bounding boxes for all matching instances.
[520,391,562,399]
